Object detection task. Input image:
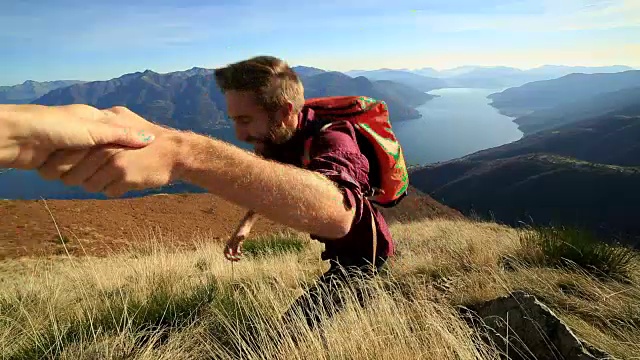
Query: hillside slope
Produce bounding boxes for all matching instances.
[512,86,640,134]
[458,111,640,167]
[0,186,461,260]
[410,153,640,246]
[488,70,640,117]
[1,216,637,359]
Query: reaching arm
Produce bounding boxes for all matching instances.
[174,131,355,239]
[236,209,259,233]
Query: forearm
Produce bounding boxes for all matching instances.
[175,131,352,239]
[242,210,259,226]
[0,107,21,166]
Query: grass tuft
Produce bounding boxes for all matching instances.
[516,225,639,281]
[242,232,307,258]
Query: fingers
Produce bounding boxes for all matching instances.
[224,235,245,262]
[59,146,125,187]
[37,149,91,181]
[82,159,126,193]
[89,123,155,148]
[224,247,243,261]
[103,180,134,198]
[102,106,165,133]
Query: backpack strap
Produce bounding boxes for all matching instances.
[302,117,379,267]
[302,118,380,200]
[371,212,377,269]
[301,118,335,167]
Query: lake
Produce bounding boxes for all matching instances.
[394,87,523,167]
[0,88,523,199]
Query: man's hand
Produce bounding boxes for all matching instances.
[0,104,156,170]
[224,231,247,262]
[36,106,186,198]
[224,210,258,262]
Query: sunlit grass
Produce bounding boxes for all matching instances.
[0,218,638,359]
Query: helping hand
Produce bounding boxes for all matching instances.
[36,106,186,198]
[0,104,155,170]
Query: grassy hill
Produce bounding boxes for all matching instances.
[410,153,640,247]
[1,217,637,359]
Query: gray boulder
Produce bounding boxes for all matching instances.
[458,291,617,360]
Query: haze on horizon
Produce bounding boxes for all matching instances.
[1,0,639,86]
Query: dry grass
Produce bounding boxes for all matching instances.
[0,218,638,359]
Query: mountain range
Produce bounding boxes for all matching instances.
[487,70,640,116]
[0,80,85,104]
[27,66,432,137]
[4,64,634,106]
[348,65,635,90]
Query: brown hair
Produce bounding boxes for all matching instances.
[214,55,305,115]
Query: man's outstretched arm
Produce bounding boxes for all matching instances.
[29,105,355,240]
[175,130,355,239]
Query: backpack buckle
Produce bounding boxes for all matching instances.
[365,187,383,198]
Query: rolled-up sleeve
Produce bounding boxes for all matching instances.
[304,122,371,225]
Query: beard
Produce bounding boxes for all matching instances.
[254,116,297,159]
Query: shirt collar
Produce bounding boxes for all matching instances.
[297,107,314,131]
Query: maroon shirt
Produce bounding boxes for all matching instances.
[263,107,395,263]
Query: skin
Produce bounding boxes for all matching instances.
[32,92,356,241]
[0,104,155,170]
[224,209,259,261]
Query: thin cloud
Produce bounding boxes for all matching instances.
[1,0,636,50]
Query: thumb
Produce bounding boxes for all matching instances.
[90,124,156,148]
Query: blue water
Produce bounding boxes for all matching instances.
[0,88,523,199]
[394,87,523,166]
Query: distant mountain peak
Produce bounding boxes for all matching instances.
[291,66,326,77]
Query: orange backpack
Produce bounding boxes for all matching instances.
[301,96,409,208]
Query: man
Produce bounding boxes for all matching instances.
[212,56,394,329]
[2,55,394,330]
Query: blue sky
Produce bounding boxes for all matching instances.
[1,0,639,85]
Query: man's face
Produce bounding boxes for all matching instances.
[225,90,297,155]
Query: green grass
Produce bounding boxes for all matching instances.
[241,232,307,258]
[515,225,639,281]
[6,273,220,359]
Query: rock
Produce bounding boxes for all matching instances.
[458,291,617,360]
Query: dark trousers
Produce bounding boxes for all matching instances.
[234,256,388,357]
[281,255,388,330]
